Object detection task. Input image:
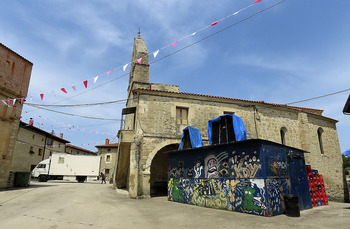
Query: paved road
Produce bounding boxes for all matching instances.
[0,180,349,229]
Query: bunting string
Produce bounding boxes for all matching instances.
[16,139,107,148]
[25,0,269,102]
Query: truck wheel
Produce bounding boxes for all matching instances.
[38,175,47,182]
[76,176,86,183]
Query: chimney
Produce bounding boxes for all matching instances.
[105,138,110,145]
[59,133,63,138]
[29,118,34,126]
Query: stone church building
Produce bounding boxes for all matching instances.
[114,35,344,201]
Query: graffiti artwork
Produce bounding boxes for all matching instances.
[167,140,308,217]
[230,151,261,179]
[204,152,229,178]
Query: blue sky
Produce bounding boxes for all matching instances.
[1,0,349,153]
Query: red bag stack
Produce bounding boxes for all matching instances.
[306,165,328,207]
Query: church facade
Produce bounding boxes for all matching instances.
[114,36,344,201]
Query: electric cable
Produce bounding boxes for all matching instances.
[286,88,350,105]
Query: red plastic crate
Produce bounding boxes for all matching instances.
[306,165,312,173]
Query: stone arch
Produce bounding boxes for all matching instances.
[145,139,180,173]
[144,139,180,197]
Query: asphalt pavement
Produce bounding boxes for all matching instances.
[0,180,349,229]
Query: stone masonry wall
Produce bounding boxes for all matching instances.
[133,93,343,200]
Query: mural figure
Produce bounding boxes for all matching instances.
[193,159,203,178]
[207,158,218,178]
[242,186,261,212]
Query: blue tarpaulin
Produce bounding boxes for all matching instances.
[208,114,247,145]
[178,126,203,150]
[343,149,350,156]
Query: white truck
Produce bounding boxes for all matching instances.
[32,153,101,183]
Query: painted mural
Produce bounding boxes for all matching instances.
[168,140,309,217]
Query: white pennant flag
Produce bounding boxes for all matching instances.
[191,32,196,36]
[72,85,76,92]
[1,100,9,106]
[94,76,99,83]
[153,50,159,58]
[13,99,16,105]
[123,64,128,71]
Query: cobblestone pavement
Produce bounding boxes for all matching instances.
[0,181,349,229]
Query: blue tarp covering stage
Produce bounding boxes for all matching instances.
[178,126,203,150]
[207,114,247,145]
[343,149,350,156]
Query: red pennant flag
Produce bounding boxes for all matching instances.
[83,80,88,88]
[9,100,12,105]
[21,97,24,104]
[254,0,262,4]
[40,94,44,100]
[211,21,218,26]
[171,41,177,46]
[61,88,67,93]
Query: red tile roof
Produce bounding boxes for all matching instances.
[66,144,96,154]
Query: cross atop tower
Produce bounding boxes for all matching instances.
[138,28,141,38]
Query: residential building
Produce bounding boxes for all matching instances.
[114,35,344,201]
[0,43,32,188]
[66,144,96,156]
[96,139,118,182]
[12,120,70,173]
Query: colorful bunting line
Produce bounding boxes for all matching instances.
[28,0,264,102]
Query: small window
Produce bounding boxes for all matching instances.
[42,138,44,142]
[108,149,111,152]
[29,146,34,154]
[224,111,235,115]
[105,169,110,175]
[318,127,324,154]
[280,127,287,145]
[38,148,43,156]
[32,134,35,140]
[106,155,111,162]
[176,107,188,125]
[58,157,65,164]
[49,151,52,156]
[37,164,46,169]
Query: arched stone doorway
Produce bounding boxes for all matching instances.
[150,144,179,197]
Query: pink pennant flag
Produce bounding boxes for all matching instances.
[137,57,143,64]
[61,88,67,93]
[72,85,76,92]
[83,80,88,88]
[171,41,177,46]
[211,21,218,26]
[94,76,99,83]
[153,50,159,58]
[107,70,113,76]
[13,107,16,110]
[40,94,44,101]
[254,0,262,3]
[8,100,12,105]
[21,97,24,104]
